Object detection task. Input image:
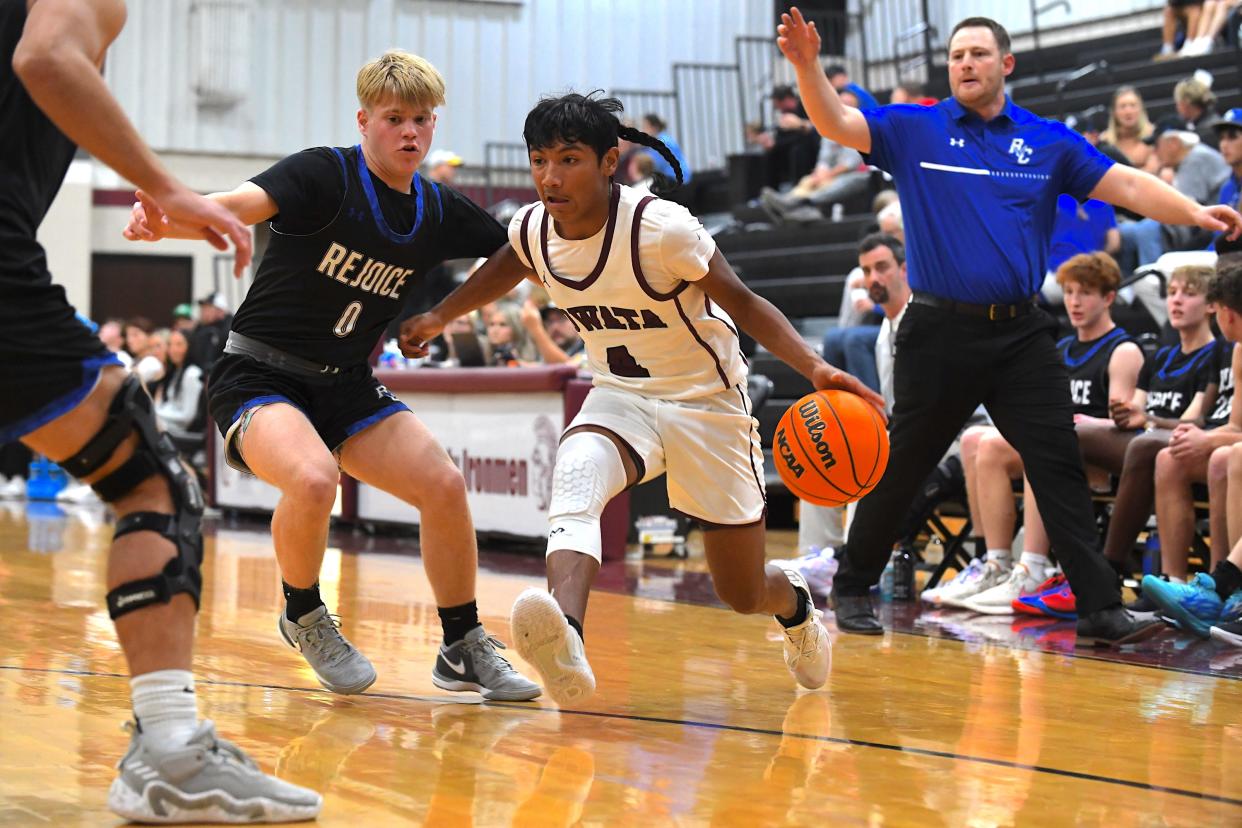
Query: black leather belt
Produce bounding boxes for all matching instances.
[225,331,343,377]
[910,291,1037,321]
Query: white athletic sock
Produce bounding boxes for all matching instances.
[986,548,1012,566]
[131,670,198,751]
[1161,43,1175,55]
[1018,551,1050,581]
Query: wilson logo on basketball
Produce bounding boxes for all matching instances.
[797,400,838,470]
[774,390,890,507]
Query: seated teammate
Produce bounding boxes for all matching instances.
[1144,259,1242,634]
[400,92,884,703]
[1076,265,1218,593]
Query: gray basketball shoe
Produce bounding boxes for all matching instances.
[431,625,542,701]
[108,720,322,824]
[278,606,377,695]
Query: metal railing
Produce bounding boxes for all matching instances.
[610,88,678,135]
[480,141,533,208]
[673,62,743,172]
[1055,60,1112,119]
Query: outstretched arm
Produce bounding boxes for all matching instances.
[399,244,535,358]
[777,7,871,153]
[15,0,252,273]
[1090,163,1242,238]
[124,183,278,241]
[697,250,886,414]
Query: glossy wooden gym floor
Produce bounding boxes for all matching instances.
[1,503,1240,826]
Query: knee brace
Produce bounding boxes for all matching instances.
[546,431,629,563]
[60,374,204,619]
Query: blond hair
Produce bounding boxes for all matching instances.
[1101,86,1153,145]
[1169,264,1215,294]
[356,50,445,111]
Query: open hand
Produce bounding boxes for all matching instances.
[150,185,252,277]
[777,7,822,69]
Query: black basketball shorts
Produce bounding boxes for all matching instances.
[0,274,121,444]
[207,353,409,474]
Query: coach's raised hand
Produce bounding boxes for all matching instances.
[777,7,821,68]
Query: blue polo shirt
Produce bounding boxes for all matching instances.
[863,96,1115,304]
[1048,195,1117,272]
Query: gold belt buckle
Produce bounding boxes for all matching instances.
[988,304,1001,321]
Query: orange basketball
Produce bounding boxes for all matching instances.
[773,390,889,507]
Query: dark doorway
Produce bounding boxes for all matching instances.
[90,253,193,328]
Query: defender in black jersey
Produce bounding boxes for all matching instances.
[2,1,318,823]
[956,253,1145,615]
[1077,264,1218,584]
[125,49,539,702]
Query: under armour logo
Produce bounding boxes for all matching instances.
[949,137,965,147]
[347,207,366,222]
[1009,138,1034,165]
[550,527,566,535]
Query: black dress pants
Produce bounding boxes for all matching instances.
[834,300,1121,615]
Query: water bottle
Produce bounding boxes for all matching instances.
[880,561,894,601]
[891,547,915,601]
[1142,532,1161,577]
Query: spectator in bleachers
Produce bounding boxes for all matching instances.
[1215,108,1242,208]
[1101,86,1157,171]
[947,254,1144,613]
[1119,118,1229,270]
[1143,260,1242,638]
[864,233,911,410]
[97,317,132,368]
[519,300,585,367]
[188,291,232,375]
[424,149,463,185]
[1157,0,1204,60]
[640,114,691,185]
[1077,264,1217,588]
[124,317,166,387]
[760,84,822,189]
[1041,194,1120,305]
[1174,77,1221,149]
[485,304,536,367]
[627,152,656,195]
[888,83,936,106]
[825,64,878,111]
[153,328,205,445]
[757,95,869,223]
[171,303,196,334]
[1180,0,1242,56]
[1070,109,1132,168]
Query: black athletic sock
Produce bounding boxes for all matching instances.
[565,615,584,642]
[283,581,324,622]
[1212,560,1242,600]
[439,600,481,645]
[971,536,986,560]
[776,584,811,628]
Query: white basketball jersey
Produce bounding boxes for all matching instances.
[514,184,747,400]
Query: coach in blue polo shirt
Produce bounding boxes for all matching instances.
[778,8,1242,646]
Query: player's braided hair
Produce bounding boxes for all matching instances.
[523,91,684,193]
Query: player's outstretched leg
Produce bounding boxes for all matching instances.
[241,403,376,695]
[704,523,830,690]
[24,368,321,823]
[337,409,539,701]
[512,549,598,705]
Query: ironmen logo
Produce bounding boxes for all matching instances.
[531,415,558,511]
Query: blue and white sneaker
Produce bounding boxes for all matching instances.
[1142,573,1222,638]
[1210,590,1242,648]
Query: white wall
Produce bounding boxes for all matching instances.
[106,0,773,165]
[37,161,93,315]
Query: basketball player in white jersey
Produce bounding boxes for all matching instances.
[401,93,884,703]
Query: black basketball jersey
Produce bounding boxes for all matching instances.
[0,0,78,282]
[231,145,506,367]
[1057,327,1135,418]
[1207,339,1235,428]
[1138,340,1215,420]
